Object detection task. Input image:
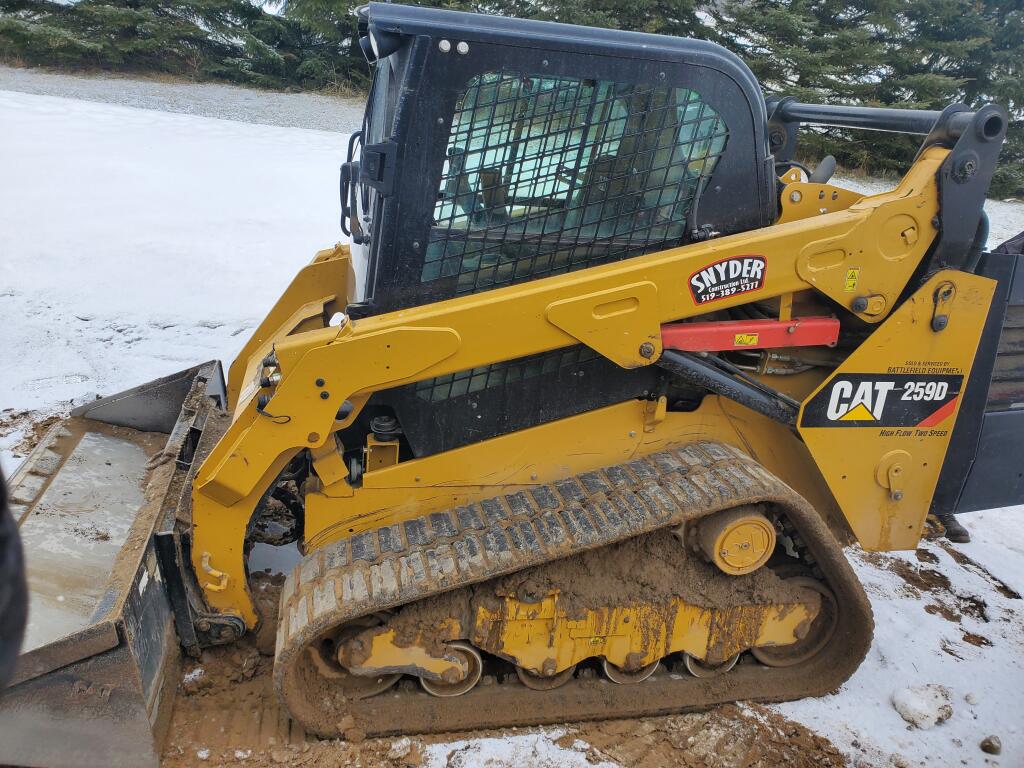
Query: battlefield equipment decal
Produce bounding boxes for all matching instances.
[689,256,767,304]
[801,373,964,429]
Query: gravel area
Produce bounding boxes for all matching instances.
[0,64,364,132]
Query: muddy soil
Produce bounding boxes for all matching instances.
[251,570,286,656]
[162,636,846,768]
[163,638,843,768]
[569,704,845,768]
[365,527,806,662]
[0,407,64,457]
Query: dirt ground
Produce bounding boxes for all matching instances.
[0,408,64,459]
[149,514,1023,768]
[160,636,847,768]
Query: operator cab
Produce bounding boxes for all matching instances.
[341,3,776,458]
[346,2,775,312]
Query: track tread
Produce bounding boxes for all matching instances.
[273,440,873,736]
[279,443,732,647]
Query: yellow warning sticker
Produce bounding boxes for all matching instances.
[734,333,759,347]
[844,268,860,292]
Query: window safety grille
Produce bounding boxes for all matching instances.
[422,71,729,295]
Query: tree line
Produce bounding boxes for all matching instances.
[0,0,1020,196]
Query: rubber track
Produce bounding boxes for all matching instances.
[274,441,874,737]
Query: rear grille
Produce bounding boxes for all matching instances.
[987,304,1024,410]
[414,346,599,403]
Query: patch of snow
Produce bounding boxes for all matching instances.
[0,427,25,476]
[891,684,953,729]
[776,508,1024,767]
[182,667,205,684]
[832,173,897,197]
[0,90,347,425]
[956,508,1024,593]
[983,198,1024,247]
[196,747,210,760]
[422,729,618,768]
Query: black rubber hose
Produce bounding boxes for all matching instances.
[657,350,799,426]
[808,155,837,184]
[964,211,990,274]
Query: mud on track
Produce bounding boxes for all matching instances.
[161,637,847,768]
[273,442,871,739]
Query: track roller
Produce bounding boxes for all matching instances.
[419,642,483,697]
[516,664,576,690]
[602,658,659,684]
[683,652,740,678]
[307,619,404,699]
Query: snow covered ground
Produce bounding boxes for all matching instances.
[2,86,1023,768]
[777,515,1024,767]
[0,90,344,471]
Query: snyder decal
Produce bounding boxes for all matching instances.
[689,256,766,304]
[801,373,964,429]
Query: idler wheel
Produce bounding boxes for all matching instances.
[751,576,838,667]
[308,644,400,699]
[309,620,400,699]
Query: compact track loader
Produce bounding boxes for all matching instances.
[3,4,1023,765]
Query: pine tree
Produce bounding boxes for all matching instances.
[973,0,1023,198]
[712,0,1022,196]
[495,0,707,37]
[277,0,713,89]
[0,0,352,89]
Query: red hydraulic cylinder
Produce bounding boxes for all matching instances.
[661,316,839,353]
